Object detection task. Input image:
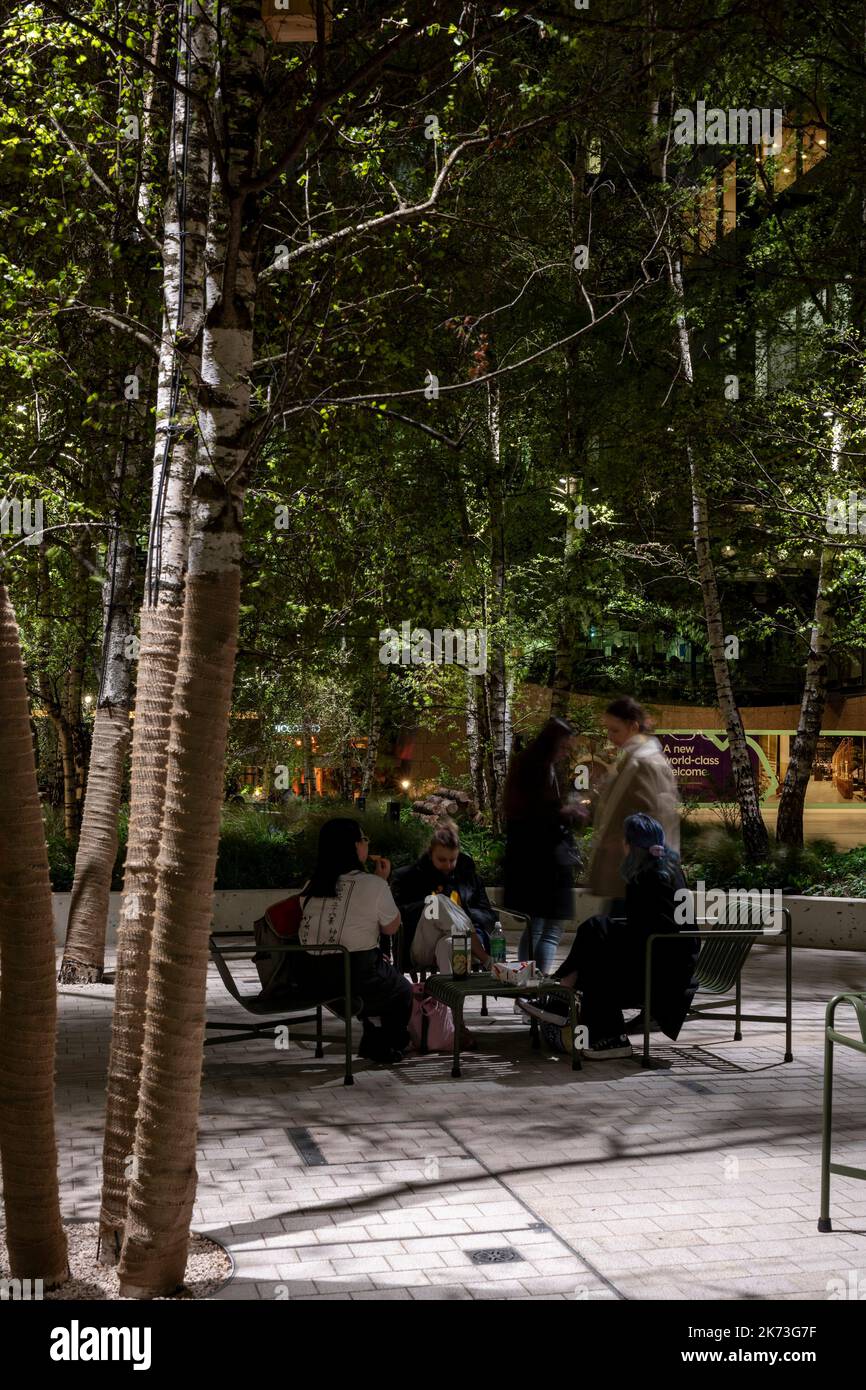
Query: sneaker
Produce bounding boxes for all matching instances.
[516,995,571,1026]
[582,1034,633,1060]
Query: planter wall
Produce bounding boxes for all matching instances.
[52,887,866,952]
[487,887,866,951]
[52,889,293,949]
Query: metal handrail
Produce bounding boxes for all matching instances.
[819,992,866,1231]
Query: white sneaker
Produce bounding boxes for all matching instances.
[516,996,571,1026]
[582,1034,633,1060]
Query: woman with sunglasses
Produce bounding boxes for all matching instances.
[294,818,412,1064]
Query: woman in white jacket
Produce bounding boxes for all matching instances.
[583,697,681,907]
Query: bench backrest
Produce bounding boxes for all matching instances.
[695,927,758,994]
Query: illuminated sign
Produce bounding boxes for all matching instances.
[657,731,776,804]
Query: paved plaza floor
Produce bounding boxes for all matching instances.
[55,942,865,1302]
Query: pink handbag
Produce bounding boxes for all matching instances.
[407,982,455,1054]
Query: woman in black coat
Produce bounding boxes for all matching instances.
[391,819,496,968]
[520,813,699,1059]
[502,716,580,973]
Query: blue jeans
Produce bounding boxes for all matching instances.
[518,917,564,976]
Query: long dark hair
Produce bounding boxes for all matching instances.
[504,716,574,817]
[306,818,365,899]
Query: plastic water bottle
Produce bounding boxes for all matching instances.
[490,920,506,964]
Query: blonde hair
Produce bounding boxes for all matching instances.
[429,818,460,852]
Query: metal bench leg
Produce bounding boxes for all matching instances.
[818,1014,834,1231]
[480,995,488,1017]
[342,953,354,1085]
[642,938,653,1068]
[451,1001,463,1078]
[315,1004,324,1058]
[784,916,793,1062]
[343,1011,354,1085]
[734,971,743,1041]
[569,991,582,1071]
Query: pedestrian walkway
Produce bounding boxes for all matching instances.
[55,944,865,1300]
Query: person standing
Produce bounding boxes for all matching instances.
[584,697,680,911]
[502,716,579,974]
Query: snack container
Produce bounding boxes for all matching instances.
[490,960,538,986]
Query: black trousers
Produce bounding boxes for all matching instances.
[555,915,653,1044]
[293,948,412,1050]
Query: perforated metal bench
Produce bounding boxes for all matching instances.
[640,907,793,1068]
[206,930,359,1085]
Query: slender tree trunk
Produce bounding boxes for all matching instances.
[301,725,316,799]
[54,719,79,844]
[776,548,837,845]
[118,557,240,1297]
[551,137,589,720]
[0,583,69,1286]
[117,5,264,1295]
[668,252,769,860]
[467,673,486,810]
[98,0,212,1261]
[550,475,581,740]
[60,477,139,982]
[360,679,381,798]
[642,28,766,858]
[485,378,508,832]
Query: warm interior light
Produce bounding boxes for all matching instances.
[400,779,410,790]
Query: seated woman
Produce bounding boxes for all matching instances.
[520,813,699,1059]
[391,818,495,972]
[293,817,412,1065]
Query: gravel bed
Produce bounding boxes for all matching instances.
[0,1222,232,1300]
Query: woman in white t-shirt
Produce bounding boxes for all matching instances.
[295,818,412,1064]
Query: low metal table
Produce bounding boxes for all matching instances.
[425,973,581,1077]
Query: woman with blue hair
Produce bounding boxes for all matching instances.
[520,813,699,1059]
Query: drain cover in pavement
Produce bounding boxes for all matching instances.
[286,1126,328,1166]
[469,1247,525,1265]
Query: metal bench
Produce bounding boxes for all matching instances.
[206,930,359,1085]
[818,992,866,1232]
[640,907,793,1068]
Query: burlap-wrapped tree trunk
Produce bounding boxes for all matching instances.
[117,558,241,1296]
[0,582,68,1286]
[117,1,264,1295]
[98,0,213,1261]
[60,515,137,983]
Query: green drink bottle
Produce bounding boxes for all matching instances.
[490,920,506,964]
